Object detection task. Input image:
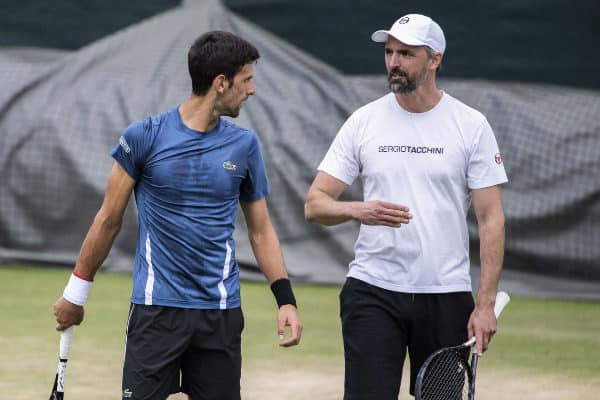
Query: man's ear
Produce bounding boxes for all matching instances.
[430,53,443,71]
[213,74,227,94]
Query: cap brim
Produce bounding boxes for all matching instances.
[371,30,428,48]
[371,30,390,42]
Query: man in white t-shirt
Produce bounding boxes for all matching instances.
[304,13,507,399]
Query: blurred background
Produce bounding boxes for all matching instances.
[1,2,599,399]
[1,0,600,297]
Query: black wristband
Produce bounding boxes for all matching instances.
[270,278,297,308]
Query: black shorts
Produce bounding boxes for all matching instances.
[340,277,474,400]
[122,304,244,400]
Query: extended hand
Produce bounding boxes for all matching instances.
[355,201,412,227]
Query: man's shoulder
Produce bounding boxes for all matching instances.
[220,118,253,133]
[149,108,173,126]
[441,92,487,122]
[126,108,173,136]
[220,118,258,142]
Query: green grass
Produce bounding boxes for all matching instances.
[487,297,600,378]
[241,278,344,368]
[0,265,343,362]
[1,265,599,399]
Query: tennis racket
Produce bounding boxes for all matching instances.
[49,326,74,400]
[415,291,510,400]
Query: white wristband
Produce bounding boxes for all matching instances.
[63,273,93,306]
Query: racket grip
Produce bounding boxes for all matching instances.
[465,291,511,347]
[59,326,74,359]
[494,291,510,318]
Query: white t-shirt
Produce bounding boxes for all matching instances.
[318,92,508,293]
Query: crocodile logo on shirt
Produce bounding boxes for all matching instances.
[223,161,237,171]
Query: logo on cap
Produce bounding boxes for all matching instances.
[398,16,410,24]
[494,153,503,164]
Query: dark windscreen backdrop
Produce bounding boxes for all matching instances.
[2,0,598,88]
[226,0,599,88]
[0,0,181,49]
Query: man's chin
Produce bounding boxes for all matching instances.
[389,82,404,92]
[224,108,240,118]
[389,83,416,95]
[388,78,405,87]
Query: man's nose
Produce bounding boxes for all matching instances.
[389,53,402,68]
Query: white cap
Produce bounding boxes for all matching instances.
[371,14,446,54]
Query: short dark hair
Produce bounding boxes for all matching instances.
[188,31,260,96]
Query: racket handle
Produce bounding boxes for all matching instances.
[494,291,510,318]
[465,291,511,346]
[59,326,74,359]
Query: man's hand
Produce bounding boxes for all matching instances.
[467,304,497,355]
[277,304,302,347]
[53,297,84,331]
[353,201,412,227]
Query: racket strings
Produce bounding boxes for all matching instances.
[419,349,470,400]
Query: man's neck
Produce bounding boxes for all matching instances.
[179,94,219,132]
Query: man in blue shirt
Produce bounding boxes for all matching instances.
[53,31,302,400]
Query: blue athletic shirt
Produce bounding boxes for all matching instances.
[110,107,270,309]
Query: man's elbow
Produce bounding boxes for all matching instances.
[95,209,124,235]
[479,209,505,233]
[304,198,317,223]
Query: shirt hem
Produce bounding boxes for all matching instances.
[130,297,242,309]
[347,270,472,293]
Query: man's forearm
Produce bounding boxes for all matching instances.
[248,225,288,283]
[248,225,299,309]
[476,217,505,307]
[304,192,357,226]
[73,211,123,280]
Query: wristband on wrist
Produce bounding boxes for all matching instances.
[270,278,297,308]
[63,272,93,306]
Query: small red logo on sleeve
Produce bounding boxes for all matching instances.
[494,153,503,164]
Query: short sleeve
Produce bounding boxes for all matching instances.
[110,118,152,181]
[239,133,270,201]
[467,118,508,189]
[317,113,361,185]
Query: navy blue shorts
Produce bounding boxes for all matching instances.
[340,277,474,400]
[122,304,244,400]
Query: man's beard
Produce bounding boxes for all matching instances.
[388,67,425,94]
[225,107,240,118]
[220,103,241,118]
